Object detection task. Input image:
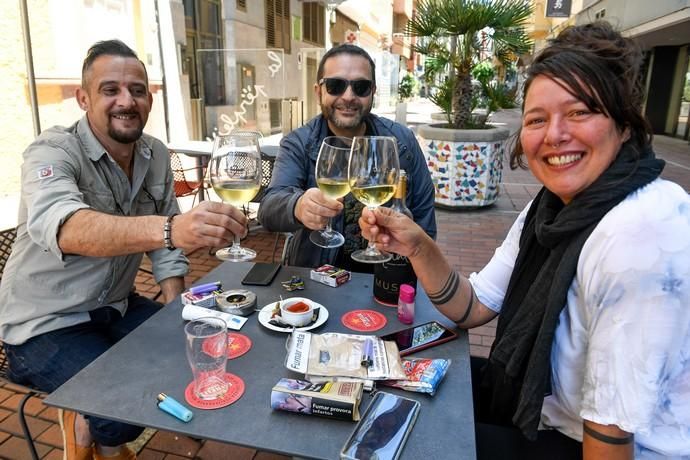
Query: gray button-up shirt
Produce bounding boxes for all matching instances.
[0,116,188,345]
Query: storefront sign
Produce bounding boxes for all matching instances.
[546,0,572,17]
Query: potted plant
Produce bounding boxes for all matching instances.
[407,0,532,208]
[398,72,419,101]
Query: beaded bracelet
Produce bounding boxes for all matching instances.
[164,214,178,250]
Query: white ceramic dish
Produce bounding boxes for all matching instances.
[257,298,329,332]
[280,298,315,326]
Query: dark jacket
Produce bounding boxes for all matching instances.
[258,113,437,268]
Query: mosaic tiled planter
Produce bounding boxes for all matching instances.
[417,124,510,208]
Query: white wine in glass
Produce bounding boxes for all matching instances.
[209,134,262,262]
[310,136,352,248]
[348,136,399,263]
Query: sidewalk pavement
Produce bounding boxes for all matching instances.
[1,100,688,458]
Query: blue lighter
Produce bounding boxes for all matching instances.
[157,393,193,422]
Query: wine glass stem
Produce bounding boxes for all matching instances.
[323,218,333,235]
[231,235,242,251]
[364,206,378,254]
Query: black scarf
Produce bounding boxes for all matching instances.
[476,142,664,440]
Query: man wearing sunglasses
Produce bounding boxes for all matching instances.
[259,44,436,271]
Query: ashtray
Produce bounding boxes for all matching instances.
[216,290,257,316]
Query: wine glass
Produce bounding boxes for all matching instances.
[309,136,352,248]
[348,136,399,263]
[209,133,262,262]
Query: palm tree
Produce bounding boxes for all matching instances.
[407,0,533,128]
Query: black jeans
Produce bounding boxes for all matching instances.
[471,356,582,460]
[4,293,162,446]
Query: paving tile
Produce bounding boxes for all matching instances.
[195,440,255,460]
[0,407,13,422]
[0,394,47,417]
[138,448,166,460]
[35,423,62,448]
[145,431,201,457]
[0,413,52,439]
[0,388,15,403]
[42,449,64,460]
[0,435,53,460]
[253,451,292,460]
[38,406,59,424]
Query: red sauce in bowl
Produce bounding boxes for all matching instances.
[286,301,310,313]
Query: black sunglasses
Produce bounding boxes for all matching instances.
[319,78,373,97]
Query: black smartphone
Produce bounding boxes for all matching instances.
[380,321,458,356]
[340,392,420,460]
[241,263,281,286]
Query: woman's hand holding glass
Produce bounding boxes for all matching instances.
[309,136,352,248]
[348,136,399,263]
[209,133,262,262]
[359,207,430,260]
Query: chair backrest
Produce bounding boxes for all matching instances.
[0,227,17,282]
[253,153,275,203]
[169,149,202,198]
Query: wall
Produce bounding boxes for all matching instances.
[1,0,167,206]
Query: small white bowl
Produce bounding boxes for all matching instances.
[280,298,315,327]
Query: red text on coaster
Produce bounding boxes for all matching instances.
[227,333,252,359]
[184,372,245,410]
[341,309,387,332]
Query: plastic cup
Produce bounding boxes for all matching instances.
[184,317,228,400]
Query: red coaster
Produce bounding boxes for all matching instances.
[184,372,245,410]
[227,333,252,359]
[341,309,387,332]
[201,335,227,359]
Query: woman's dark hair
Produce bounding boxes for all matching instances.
[510,21,653,169]
[316,44,377,86]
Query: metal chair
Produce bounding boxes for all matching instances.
[0,226,44,460]
[169,148,207,203]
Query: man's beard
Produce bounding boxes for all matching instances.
[108,119,144,144]
[322,100,373,130]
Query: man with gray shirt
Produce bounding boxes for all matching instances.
[0,40,246,460]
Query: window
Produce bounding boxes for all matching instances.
[302,2,325,46]
[595,8,606,19]
[237,0,247,11]
[183,0,225,104]
[269,99,282,133]
[266,0,291,53]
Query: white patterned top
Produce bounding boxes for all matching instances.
[470,178,690,458]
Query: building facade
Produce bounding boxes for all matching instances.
[534,0,690,140]
[3,0,417,204]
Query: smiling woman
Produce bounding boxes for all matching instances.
[519,76,630,204]
[357,20,690,460]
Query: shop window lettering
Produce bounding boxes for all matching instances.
[267,51,282,77]
[209,50,282,136]
[216,85,269,135]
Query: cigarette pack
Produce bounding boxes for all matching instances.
[310,264,351,288]
[180,290,219,308]
[270,378,363,421]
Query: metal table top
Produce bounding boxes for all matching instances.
[45,262,476,459]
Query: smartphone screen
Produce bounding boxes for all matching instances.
[340,392,420,460]
[241,263,281,286]
[380,321,458,356]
